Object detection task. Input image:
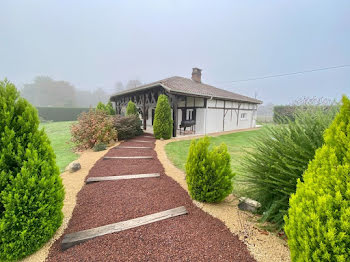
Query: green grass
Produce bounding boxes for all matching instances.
[40,121,78,172]
[165,129,263,172]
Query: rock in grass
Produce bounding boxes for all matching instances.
[66,162,81,173]
[238,197,261,213]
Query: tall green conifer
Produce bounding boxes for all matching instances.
[0,80,64,261]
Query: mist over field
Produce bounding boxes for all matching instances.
[1,0,349,106]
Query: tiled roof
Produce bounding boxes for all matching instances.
[111,76,262,104]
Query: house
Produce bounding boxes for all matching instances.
[110,68,262,137]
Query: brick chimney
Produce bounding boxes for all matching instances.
[191,68,202,83]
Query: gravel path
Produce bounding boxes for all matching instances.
[47,135,256,262]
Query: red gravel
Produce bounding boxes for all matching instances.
[47,135,256,262]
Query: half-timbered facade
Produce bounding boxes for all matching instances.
[110,68,262,137]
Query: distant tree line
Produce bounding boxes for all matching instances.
[21,76,142,108]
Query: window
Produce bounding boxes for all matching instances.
[240,113,248,120]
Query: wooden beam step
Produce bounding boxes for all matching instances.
[114,146,152,149]
[61,206,188,250]
[103,156,153,160]
[130,140,153,143]
[86,173,160,184]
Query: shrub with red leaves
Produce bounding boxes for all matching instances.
[71,110,117,150]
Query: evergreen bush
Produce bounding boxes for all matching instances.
[284,96,350,261]
[96,101,115,115]
[186,137,234,203]
[71,110,117,150]
[153,94,172,139]
[239,101,338,229]
[126,101,138,116]
[0,80,64,261]
[114,115,143,140]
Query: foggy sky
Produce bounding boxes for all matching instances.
[1,0,349,104]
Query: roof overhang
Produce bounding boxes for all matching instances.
[110,83,262,104]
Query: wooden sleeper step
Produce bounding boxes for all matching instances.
[86,173,160,184]
[61,206,188,250]
[103,156,153,160]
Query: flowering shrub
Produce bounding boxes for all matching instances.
[71,110,117,150]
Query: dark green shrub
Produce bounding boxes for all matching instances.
[153,94,172,139]
[186,137,234,203]
[36,107,90,121]
[114,115,143,140]
[71,110,117,150]
[239,102,338,229]
[93,143,107,151]
[0,80,64,261]
[284,96,350,261]
[126,101,138,116]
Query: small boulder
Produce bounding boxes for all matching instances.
[66,162,81,173]
[238,197,261,213]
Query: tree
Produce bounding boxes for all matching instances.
[186,137,234,202]
[115,81,124,93]
[125,79,142,90]
[126,101,138,116]
[284,96,350,261]
[0,80,64,261]
[153,94,173,139]
[21,76,77,107]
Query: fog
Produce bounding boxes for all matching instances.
[1,0,349,106]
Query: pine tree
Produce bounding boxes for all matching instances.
[126,101,138,116]
[284,96,350,261]
[153,94,173,139]
[186,137,234,202]
[0,80,64,261]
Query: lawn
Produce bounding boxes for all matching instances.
[165,128,264,173]
[40,121,78,172]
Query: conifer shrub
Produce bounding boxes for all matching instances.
[239,100,338,229]
[126,101,138,116]
[0,80,64,261]
[96,101,115,115]
[153,94,173,139]
[284,96,350,261]
[113,115,143,140]
[71,110,117,150]
[186,137,234,203]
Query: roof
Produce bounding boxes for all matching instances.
[111,76,262,104]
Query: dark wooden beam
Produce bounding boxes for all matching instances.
[172,95,178,137]
[143,93,146,130]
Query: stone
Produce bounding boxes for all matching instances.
[238,197,261,213]
[66,162,81,173]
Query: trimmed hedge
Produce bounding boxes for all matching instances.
[153,94,173,139]
[284,96,350,261]
[186,137,234,203]
[36,107,90,122]
[0,80,64,261]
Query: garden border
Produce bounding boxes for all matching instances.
[155,127,291,262]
